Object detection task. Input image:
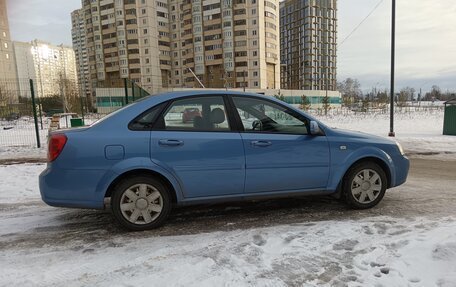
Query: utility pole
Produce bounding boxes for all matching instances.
[124,78,129,105]
[388,0,396,137]
[59,73,67,113]
[243,70,246,92]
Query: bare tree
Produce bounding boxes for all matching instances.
[338,78,362,108]
[274,90,285,102]
[0,83,15,106]
[56,75,81,113]
[321,95,331,115]
[374,90,389,110]
[424,85,442,101]
[300,95,311,111]
[398,87,415,107]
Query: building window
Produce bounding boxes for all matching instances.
[253,40,257,46]
[5,53,9,59]
[252,30,257,36]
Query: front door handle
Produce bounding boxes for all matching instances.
[251,140,272,147]
[159,139,184,147]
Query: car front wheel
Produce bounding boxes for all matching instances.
[343,162,387,209]
[111,176,171,231]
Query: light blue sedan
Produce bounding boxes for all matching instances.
[40,91,409,230]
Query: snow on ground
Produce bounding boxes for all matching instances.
[0,146,46,161]
[0,164,44,203]
[2,213,456,287]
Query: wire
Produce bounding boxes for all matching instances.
[338,0,384,48]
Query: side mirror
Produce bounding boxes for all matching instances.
[310,120,322,135]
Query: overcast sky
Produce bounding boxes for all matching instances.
[6,0,456,93]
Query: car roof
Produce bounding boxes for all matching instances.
[139,90,270,105]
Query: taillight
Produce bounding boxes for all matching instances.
[48,134,67,162]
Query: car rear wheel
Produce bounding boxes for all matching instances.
[111,176,171,231]
[343,162,387,209]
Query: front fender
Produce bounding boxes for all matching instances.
[328,146,395,191]
[94,157,184,203]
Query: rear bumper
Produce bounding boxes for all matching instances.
[39,166,106,209]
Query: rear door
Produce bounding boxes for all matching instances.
[149,95,245,198]
[230,96,330,193]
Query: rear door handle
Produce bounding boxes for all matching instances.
[159,139,184,146]
[251,140,272,147]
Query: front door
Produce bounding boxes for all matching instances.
[231,96,330,193]
[150,95,245,198]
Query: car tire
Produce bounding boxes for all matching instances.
[111,176,172,231]
[343,162,387,209]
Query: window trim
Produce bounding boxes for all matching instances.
[128,102,168,131]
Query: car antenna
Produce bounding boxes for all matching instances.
[187,67,205,88]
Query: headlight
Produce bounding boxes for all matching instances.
[396,141,405,155]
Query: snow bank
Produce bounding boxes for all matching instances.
[1,216,455,287]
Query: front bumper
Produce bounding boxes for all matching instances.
[392,155,410,187]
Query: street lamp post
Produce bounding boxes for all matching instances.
[388,0,396,137]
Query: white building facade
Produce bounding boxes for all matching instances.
[13,40,79,98]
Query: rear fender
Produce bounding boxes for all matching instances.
[95,157,184,203]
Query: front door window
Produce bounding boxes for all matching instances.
[232,97,308,134]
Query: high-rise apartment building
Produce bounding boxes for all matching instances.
[12,41,35,98]
[72,9,92,107]
[82,0,280,93]
[280,0,337,91]
[13,40,78,98]
[0,0,17,104]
